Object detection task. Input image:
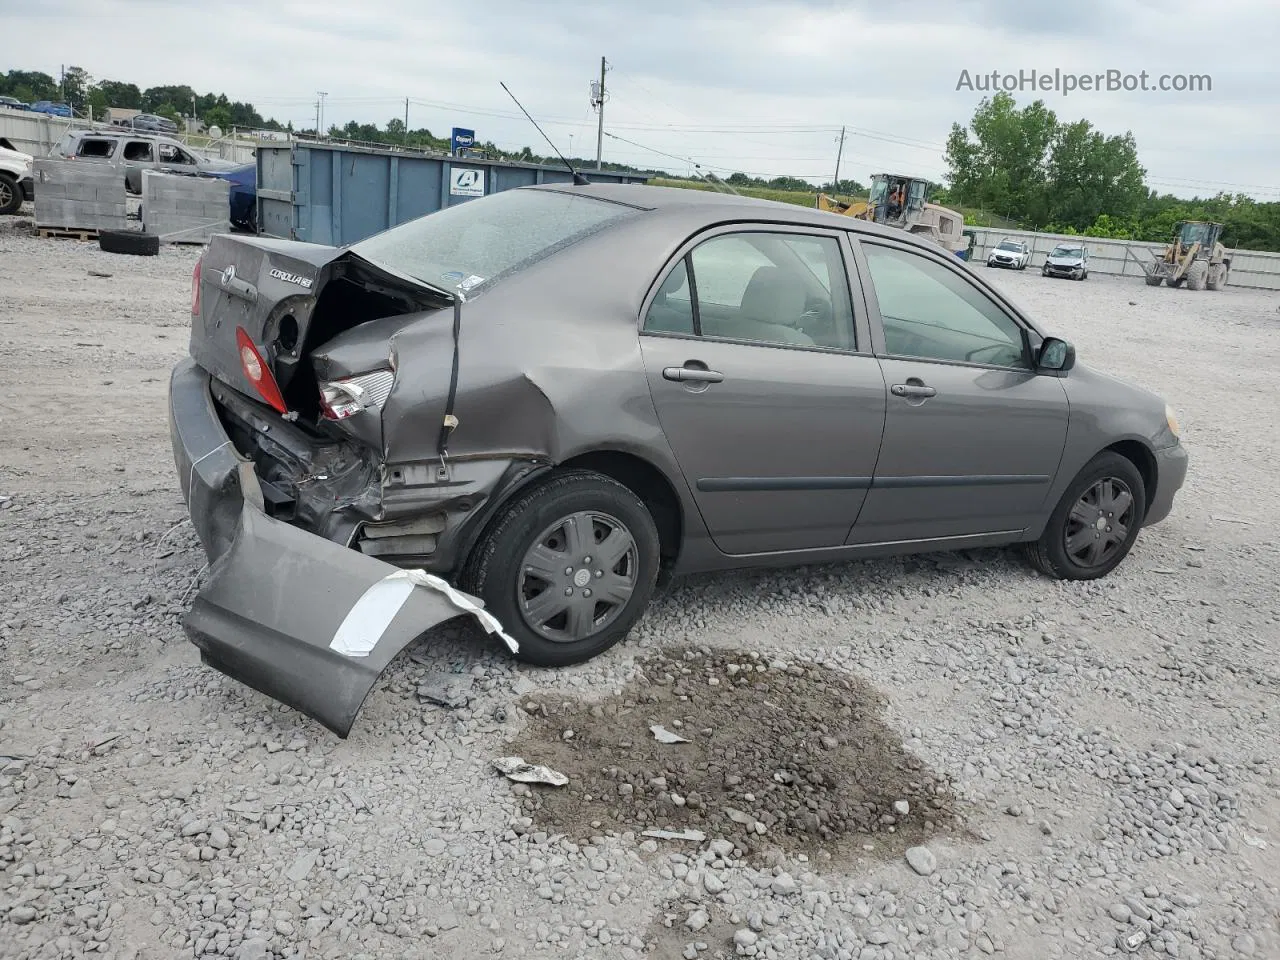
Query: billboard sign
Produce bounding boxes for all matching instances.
[451,127,475,155]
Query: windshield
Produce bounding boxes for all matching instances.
[350,188,639,295]
[1178,222,1214,246]
[868,179,889,203]
[1051,245,1083,258]
[996,241,1021,251]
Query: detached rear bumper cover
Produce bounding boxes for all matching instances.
[169,359,516,738]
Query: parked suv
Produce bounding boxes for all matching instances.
[0,136,35,214]
[1043,242,1089,281]
[128,113,180,134]
[52,129,237,193]
[987,238,1031,270]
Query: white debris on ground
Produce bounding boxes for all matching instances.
[2,211,1279,960]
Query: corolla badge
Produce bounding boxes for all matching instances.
[269,268,314,289]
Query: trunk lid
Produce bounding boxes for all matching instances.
[190,233,453,413]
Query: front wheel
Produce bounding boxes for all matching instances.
[459,470,661,667]
[1022,452,1147,580]
[0,173,21,215]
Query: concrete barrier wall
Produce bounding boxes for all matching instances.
[968,226,1280,291]
[32,158,127,231]
[141,171,231,243]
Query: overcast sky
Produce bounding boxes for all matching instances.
[4,0,1278,200]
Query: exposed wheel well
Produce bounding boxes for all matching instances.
[1105,440,1157,509]
[560,451,683,568]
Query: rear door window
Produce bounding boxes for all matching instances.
[123,141,153,162]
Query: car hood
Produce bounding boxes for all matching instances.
[0,145,33,165]
[197,156,240,172]
[1047,255,1084,266]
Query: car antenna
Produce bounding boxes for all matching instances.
[499,81,591,185]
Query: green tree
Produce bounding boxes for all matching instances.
[945,91,1058,224]
[1045,120,1146,231]
[61,66,91,106]
[0,70,58,102]
[155,103,182,125]
[204,106,233,131]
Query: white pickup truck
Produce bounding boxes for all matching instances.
[0,137,35,215]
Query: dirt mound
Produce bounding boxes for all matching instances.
[503,646,961,865]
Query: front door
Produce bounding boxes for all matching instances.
[850,238,1070,544]
[639,227,887,556]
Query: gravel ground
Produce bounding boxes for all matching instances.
[2,212,1279,960]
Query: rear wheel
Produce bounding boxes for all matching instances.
[1022,452,1146,581]
[459,470,661,667]
[0,173,21,215]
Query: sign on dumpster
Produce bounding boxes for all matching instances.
[449,167,484,198]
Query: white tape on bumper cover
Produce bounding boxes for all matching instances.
[330,570,518,657]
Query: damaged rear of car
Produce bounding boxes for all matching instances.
[170,187,655,736]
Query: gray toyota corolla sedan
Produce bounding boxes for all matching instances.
[169,183,1187,736]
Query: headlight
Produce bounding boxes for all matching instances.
[1165,404,1180,438]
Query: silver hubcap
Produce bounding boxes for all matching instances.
[1065,477,1135,568]
[517,510,638,643]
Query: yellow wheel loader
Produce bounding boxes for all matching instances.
[817,173,969,258]
[1142,220,1231,290]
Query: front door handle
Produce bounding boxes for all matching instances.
[663,365,724,383]
[891,383,936,398]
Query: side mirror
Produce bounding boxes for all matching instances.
[1037,336,1076,372]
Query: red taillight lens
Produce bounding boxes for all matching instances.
[191,256,202,316]
[235,326,288,414]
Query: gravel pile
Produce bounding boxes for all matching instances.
[2,231,1278,959]
[504,646,959,864]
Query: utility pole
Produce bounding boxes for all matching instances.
[832,125,846,196]
[317,91,327,137]
[404,97,410,144]
[314,98,320,137]
[595,56,606,170]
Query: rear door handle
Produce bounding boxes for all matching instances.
[664,366,724,383]
[891,383,936,398]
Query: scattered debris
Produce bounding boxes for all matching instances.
[492,756,568,787]
[650,724,690,744]
[417,677,473,710]
[641,828,706,842]
[87,270,112,278]
[1211,515,1254,525]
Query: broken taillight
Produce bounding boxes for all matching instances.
[235,326,288,414]
[191,255,202,316]
[318,370,396,420]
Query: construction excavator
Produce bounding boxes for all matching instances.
[817,173,969,257]
[1141,220,1231,290]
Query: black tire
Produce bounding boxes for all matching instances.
[1023,451,1147,581]
[1144,274,1162,286]
[459,469,661,667]
[99,229,159,256]
[0,172,21,215]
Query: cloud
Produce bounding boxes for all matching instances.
[2,0,1276,198]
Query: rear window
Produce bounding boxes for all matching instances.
[350,188,639,295]
[77,138,116,159]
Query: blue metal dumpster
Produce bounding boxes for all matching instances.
[255,140,649,246]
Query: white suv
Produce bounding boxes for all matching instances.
[987,238,1031,270]
[0,137,34,215]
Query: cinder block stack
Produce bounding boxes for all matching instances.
[142,171,231,243]
[32,159,127,232]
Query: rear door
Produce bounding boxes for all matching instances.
[848,236,1069,544]
[638,224,887,556]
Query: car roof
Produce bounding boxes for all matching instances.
[518,182,954,249]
